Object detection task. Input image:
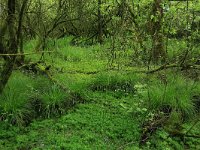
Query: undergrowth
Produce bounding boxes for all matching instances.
[0,37,200,149]
[0,71,81,126]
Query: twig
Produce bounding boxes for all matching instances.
[146,64,178,74]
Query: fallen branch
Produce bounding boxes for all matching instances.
[0,51,54,56]
[36,63,70,92]
[20,62,70,92]
[184,134,200,138]
[146,64,178,74]
[66,70,101,75]
[146,64,200,74]
[45,70,70,92]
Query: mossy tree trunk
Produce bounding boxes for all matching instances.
[0,0,17,94]
[151,0,166,64]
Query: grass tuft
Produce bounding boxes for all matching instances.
[0,71,35,126]
[38,84,69,118]
[143,74,197,119]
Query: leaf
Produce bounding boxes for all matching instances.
[150,15,154,20]
[120,103,127,109]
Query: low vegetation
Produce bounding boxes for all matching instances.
[0,37,199,149]
[0,0,200,149]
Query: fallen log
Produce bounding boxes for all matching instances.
[20,61,70,92]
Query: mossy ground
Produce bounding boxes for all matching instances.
[0,37,200,149]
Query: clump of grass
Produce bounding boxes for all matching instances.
[35,84,69,118]
[0,71,35,126]
[33,83,83,119]
[143,74,197,119]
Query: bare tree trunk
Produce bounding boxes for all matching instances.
[0,0,17,94]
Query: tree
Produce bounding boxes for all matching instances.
[16,0,29,63]
[0,0,17,93]
[98,0,103,44]
[0,0,28,94]
[151,0,166,63]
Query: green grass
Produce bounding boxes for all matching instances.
[0,71,35,125]
[0,70,75,124]
[88,72,142,99]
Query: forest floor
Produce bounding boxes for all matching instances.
[0,37,200,149]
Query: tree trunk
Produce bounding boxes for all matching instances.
[0,0,17,94]
[16,0,29,63]
[151,0,166,64]
[98,0,103,44]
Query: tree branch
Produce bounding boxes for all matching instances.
[0,51,54,56]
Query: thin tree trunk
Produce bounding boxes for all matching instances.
[151,0,166,64]
[16,0,29,63]
[98,0,103,44]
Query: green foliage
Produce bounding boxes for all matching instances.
[8,103,141,149]
[144,119,200,150]
[146,129,184,150]
[183,122,200,149]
